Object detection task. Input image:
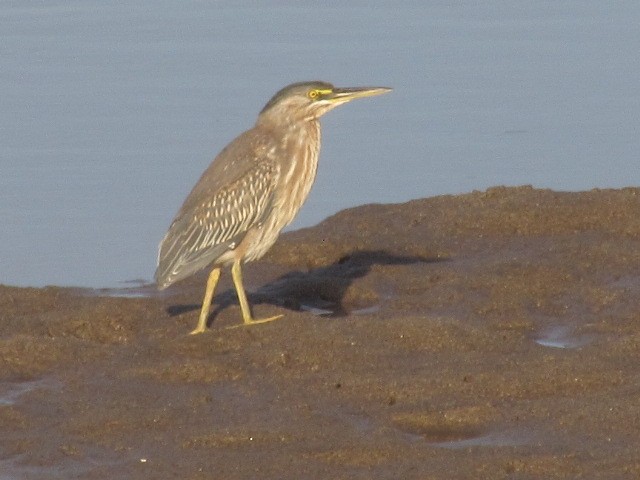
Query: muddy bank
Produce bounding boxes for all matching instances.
[1,186,640,479]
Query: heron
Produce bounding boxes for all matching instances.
[155,81,391,334]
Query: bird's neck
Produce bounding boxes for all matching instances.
[257,105,323,128]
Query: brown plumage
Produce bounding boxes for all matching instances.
[155,81,391,334]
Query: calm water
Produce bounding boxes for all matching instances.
[2,1,639,288]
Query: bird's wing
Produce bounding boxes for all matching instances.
[155,158,280,289]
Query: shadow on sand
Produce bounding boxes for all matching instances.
[166,250,446,326]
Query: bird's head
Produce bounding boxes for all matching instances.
[258,81,391,124]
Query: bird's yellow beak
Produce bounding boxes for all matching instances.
[328,86,392,103]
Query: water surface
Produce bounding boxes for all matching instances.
[2,1,639,287]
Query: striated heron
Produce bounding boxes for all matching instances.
[155,81,391,334]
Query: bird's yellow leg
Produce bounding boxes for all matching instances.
[231,260,283,326]
[190,267,221,335]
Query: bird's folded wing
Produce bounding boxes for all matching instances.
[155,160,279,289]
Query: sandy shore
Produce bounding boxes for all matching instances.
[2,186,640,479]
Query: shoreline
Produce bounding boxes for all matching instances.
[2,186,639,479]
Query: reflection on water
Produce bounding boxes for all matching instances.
[89,279,157,299]
[432,430,531,450]
[0,379,53,406]
[299,304,334,316]
[535,325,595,349]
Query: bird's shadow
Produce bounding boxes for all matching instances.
[166,249,447,324]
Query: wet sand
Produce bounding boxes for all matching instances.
[2,186,640,479]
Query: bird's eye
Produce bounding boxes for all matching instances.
[308,90,319,99]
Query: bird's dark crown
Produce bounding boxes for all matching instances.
[260,81,335,114]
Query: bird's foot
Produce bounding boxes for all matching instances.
[189,325,208,335]
[226,314,284,330]
[246,314,284,325]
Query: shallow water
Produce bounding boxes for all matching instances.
[2,1,639,288]
[0,379,51,406]
[432,430,531,450]
[535,324,595,349]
